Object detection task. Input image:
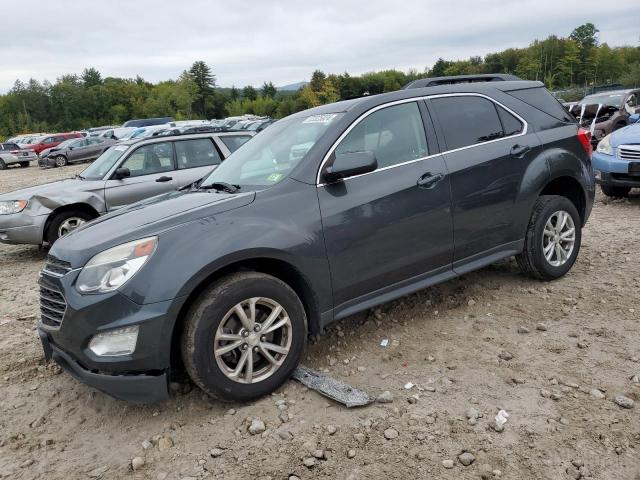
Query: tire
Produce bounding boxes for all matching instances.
[181,271,307,402]
[54,155,67,167]
[19,161,29,168]
[516,195,582,280]
[46,210,94,244]
[0,159,6,170]
[600,185,631,198]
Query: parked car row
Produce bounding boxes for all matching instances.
[3,74,596,404]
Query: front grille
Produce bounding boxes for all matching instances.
[39,276,67,328]
[619,145,640,161]
[44,255,72,276]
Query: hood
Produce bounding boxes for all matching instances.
[610,123,640,147]
[51,189,256,267]
[0,178,98,202]
[569,103,618,128]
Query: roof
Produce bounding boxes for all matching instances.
[403,74,522,89]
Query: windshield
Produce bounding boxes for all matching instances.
[579,93,625,108]
[80,145,129,180]
[200,113,342,190]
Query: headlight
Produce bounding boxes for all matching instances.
[596,134,613,155]
[0,200,28,215]
[76,236,157,294]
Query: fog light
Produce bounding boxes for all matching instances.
[89,326,139,356]
[594,170,602,180]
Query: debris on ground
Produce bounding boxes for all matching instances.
[292,366,372,407]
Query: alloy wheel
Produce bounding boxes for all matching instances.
[542,210,575,267]
[214,297,292,384]
[57,217,86,237]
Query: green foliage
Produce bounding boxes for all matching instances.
[0,25,638,137]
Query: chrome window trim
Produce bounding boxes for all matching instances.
[316,93,528,186]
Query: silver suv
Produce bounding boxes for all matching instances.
[0,131,253,245]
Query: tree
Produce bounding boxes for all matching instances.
[188,61,216,118]
[570,23,599,52]
[230,86,240,101]
[82,68,102,88]
[242,86,257,101]
[309,70,327,92]
[261,81,277,98]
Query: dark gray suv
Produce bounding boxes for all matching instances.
[38,77,595,403]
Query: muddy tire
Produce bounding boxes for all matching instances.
[516,195,582,280]
[181,271,307,402]
[600,185,631,198]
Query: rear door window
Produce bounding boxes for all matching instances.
[335,102,428,169]
[174,138,222,169]
[431,96,504,150]
[219,135,252,152]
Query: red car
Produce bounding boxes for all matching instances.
[28,132,84,155]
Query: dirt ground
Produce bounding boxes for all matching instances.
[0,162,639,480]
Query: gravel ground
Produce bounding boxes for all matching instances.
[1,163,639,480]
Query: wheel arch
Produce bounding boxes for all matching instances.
[43,203,100,242]
[169,256,321,372]
[538,175,587,225]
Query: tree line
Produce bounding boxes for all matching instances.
[1,23,638,137]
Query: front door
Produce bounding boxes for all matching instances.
[104,141,176,210]
[427,94,542,262]
[317,101,453,312]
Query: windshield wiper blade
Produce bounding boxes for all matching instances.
[198,182,241,193]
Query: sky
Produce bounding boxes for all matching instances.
[1,0,638,92]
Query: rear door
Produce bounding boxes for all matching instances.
[171,137,224,186]
[427,94,541,265]
[67,139,88,162]
[104,141,176,210]
[317,101,453,312]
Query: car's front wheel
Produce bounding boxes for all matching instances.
[46,210,94,244]
[516,195,582,280]
[181,272,307,402]
[54,155,67,167]
[601,185,631,198]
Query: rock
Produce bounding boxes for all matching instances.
[277,429,293,441]
[458,451,475,466]
[347,449,356,459]
[376,391,394,403]
[289,476,301,480]
[498,351,513,361]
[517,326,530,334]
[248,418,266,435]
[303,457,316,468]
[442,459,454,469]
[20,459,34,468]
[157,436,173,450]
[571,459,584,468]
[210,448,224,458]
[30,416,45,428]
[590,389,605,399]
[353,433,366,444]
[491,422,504,433]
[225,408,236,416]
[577,342,588,349]
[536,322,548,331]
[479,463,493,479]
[566,466,581,479]
[312,449,325,459]
[326,425,337,435]
[87,466,109,478]
[540,389,551,398]
[141,440,152,450]
[468,299,476,306]
[465,407,480,420]
[614,395,634,409]
[550,392,562,401]
[131,457,145,471]
[384,428,399,440]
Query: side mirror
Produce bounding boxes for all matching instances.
[114,167,130,180]
[629,113,640,124]
[323,151,377,183]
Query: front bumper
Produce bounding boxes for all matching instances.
[39,329,168,403]
[592,151,640,188]
[0,212,47,244]
[37,269,186,403]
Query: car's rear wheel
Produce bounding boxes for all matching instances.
[0,159,6,170]
[516,195,582,280]
[181,271,307,402]
[46,210,93,244]
[54,156,67,167]
[600,185,631,198]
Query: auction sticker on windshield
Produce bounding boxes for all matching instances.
[303,114,338,124]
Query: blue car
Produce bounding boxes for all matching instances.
[593,114,640,197]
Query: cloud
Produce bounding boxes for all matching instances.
[0,0,637,91]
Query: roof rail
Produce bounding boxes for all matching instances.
[403,74,523,89]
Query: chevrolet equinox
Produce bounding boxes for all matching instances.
[37,76,595,403]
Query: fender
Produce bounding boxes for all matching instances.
[511,145,550,239]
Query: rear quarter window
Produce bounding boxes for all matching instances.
[220,135,252,152]
[506,87,574,123]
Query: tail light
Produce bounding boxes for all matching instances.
[577,128,592,157]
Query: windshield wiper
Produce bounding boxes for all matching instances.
[75,174,85,180]
[198,182,241,193]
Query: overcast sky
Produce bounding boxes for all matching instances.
[2,0,638,92]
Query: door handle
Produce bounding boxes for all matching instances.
[155,176,173,183]
[511,144,531,158]
[417,172,444,189]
